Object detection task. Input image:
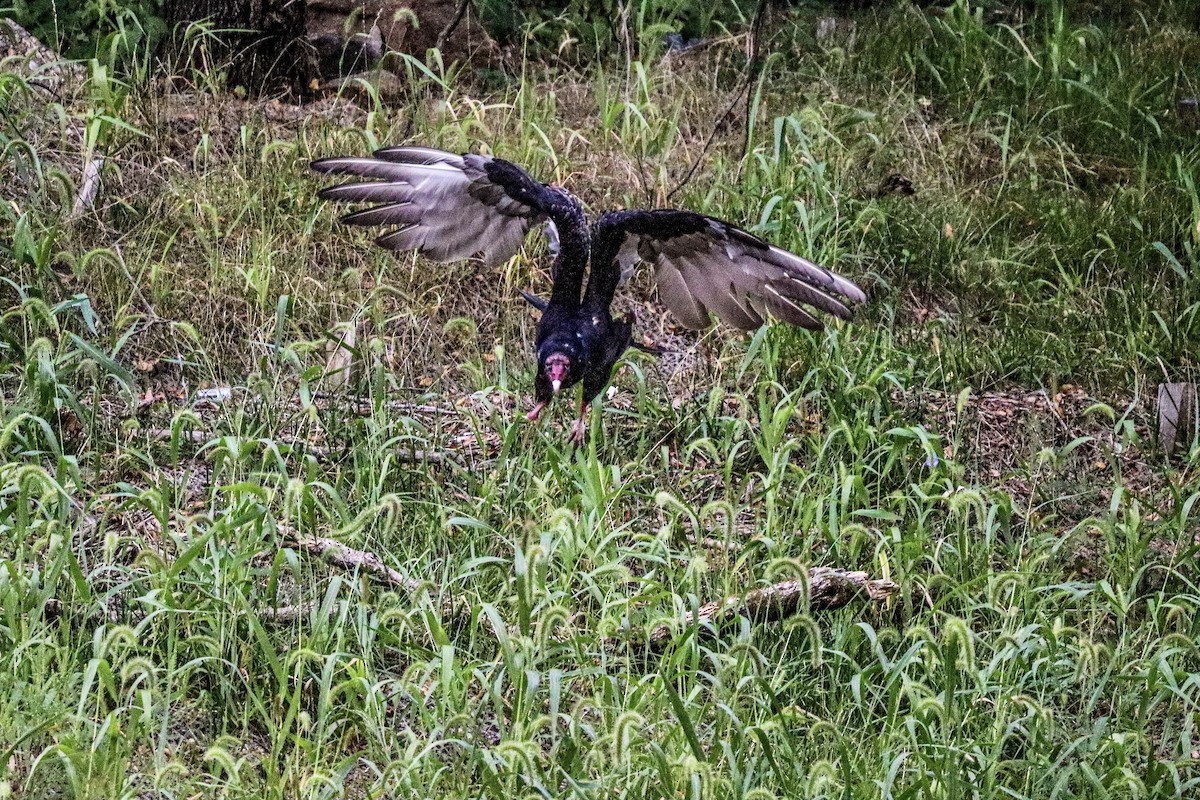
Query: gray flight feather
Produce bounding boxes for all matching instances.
[602,214,865,331]
[312,147,550,266]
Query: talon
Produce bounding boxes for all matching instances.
[568,402,591,446]
[526,401,548,421]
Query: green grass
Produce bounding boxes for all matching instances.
[3,1,1200,797]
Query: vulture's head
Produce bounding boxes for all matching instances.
[534,337,582,402]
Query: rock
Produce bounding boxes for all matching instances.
[306,0,499,71]
[1178,97,1200,131]
[876,173,916,197]
[310,24,384,78]
[316,68,407,102]
[662,32,707,53]
[0,17,86,93]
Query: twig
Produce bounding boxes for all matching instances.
[666,0,771,202]
[1037,388,1074,438]
[435,0,471,53]
[739,0,772,160]
[144,428,448,462]
[648,567,896,648]
[114,244,160,321]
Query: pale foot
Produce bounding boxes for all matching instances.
[569,416,588,446]
[568,403,591,446]
[526,401,548,421]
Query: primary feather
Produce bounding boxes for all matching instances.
[311,148,549,266]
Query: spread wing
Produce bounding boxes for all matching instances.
[588,209,866,330]
[311,146,558,266]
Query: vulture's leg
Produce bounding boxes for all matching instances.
[569,402,591,445]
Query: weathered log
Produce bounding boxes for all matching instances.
[144,428,448,462]
[1158,382,1198,458]
[648,567,897,648]
[260,603,318,622]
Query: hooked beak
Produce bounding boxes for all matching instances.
[547,357,569,393]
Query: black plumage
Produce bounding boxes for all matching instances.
[311,146,866,442]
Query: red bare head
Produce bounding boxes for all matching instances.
[545,352,570,393]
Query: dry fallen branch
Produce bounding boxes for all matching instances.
[322,321,362,391]
[287,535,422,594]
[648,568,897,648]
[1158,382,1197,458]
[436,0,472,52]
[271,535,895,653]
[147,428,210,443]
[72,155,104,216]
[304,392,460,417]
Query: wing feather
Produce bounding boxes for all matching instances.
[311,147,552,267]
[655,253,710,329]
[339,202,421,227]
[590,209,865,331]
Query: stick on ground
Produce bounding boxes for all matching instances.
[288,534,422,594]
[273,533,896,651]
[145,428,447,462]
[648,567,897,649]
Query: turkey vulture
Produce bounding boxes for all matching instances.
[311,146,866,443]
